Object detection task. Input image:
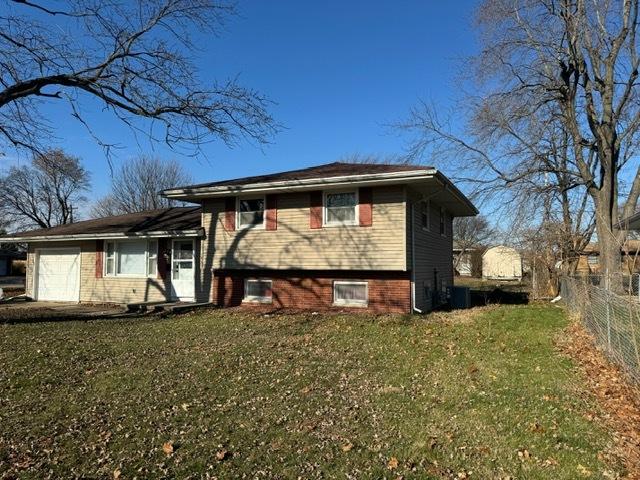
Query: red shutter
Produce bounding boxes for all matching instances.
[157,238,168,280]
[95,240,104,278]
[309,191,323,229]
[266,194,278,231]
[359,187,373,227]
[224,197,236,231]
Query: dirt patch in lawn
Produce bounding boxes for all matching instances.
[559,319,640,478]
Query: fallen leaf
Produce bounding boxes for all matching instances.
[529,422,545,433]
[517,448,531,461]
[113,468,121,479]
[388,456,399,470]
[577,464,592,477]
[162,441,174,456]
[215,449,229,461]
[341,442,353,452]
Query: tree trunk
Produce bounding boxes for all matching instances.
[595,201,623,290]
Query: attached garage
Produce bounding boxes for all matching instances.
[35,248,80,302]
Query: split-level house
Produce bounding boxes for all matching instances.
[0,162,477,313]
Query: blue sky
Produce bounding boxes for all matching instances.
[4,0,479,199]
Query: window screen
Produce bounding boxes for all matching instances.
[239,198,265,227]
[116,240,147,275]
[325,192,357,225]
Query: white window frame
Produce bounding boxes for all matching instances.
[147,239,158,277]
[421,200,431,231]
[323,189,359,227]
[243,278,273,303]
[103,239,158,278]
[333,280,368,307]
[587,254,599,266]
[105,241,116,277]
[237,195,266,230]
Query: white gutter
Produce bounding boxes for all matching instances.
[0,228,205,243]
[163,169,439,198]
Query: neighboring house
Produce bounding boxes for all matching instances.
[576,241,640,274]
[482,245,523,281]
[453,242,474,276]
[0,162,477,313]
[618,211,640,231]
[0,249,26,276]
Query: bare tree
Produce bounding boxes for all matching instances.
[472,0,640,280]
[92,156,192,217]
[453,216,494,271]
[481,0,640,277]
[0,0,277,157]
[0,149,90,229]
[401,0,640,277]
[402,98,596,274]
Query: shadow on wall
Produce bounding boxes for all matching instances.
[207,193,402,309]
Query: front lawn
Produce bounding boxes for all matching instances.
[0,305,621,478]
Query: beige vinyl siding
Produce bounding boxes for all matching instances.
[26,240,170,304]
[407,195,454,311]
[201,185,407,271]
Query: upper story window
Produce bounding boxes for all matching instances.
[105,239,157,278]
[439,207,446,236]
[324,191,357,226]
[587,254,599,266]
[238,197,265,229]
[421,201,430,230]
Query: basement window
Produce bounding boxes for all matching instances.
[333,281,368,307]
[243,279,273,303]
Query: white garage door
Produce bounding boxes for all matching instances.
[36,249,80,301]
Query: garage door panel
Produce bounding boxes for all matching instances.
[36,249,80,301]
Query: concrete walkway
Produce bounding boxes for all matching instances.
[0,300,128,323]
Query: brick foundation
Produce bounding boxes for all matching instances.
[212,269,411,313]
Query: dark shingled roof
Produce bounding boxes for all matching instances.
[4,207,202,239]
[168,162,434,191]
[0,249,26,259]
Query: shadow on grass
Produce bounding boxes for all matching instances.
[470,287,530,307]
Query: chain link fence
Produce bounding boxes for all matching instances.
[561,275,640,383]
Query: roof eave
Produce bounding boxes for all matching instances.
[433,171,479,217]
[0,228,205,243]
[616,212,640,230]
[161,169,440,199]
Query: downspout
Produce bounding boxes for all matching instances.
[410,202,422,313]
[410,183,446,314]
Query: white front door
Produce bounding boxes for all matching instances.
[171,239,195,301]
[36,248,80,302]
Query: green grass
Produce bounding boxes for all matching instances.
[0,305,621,479]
